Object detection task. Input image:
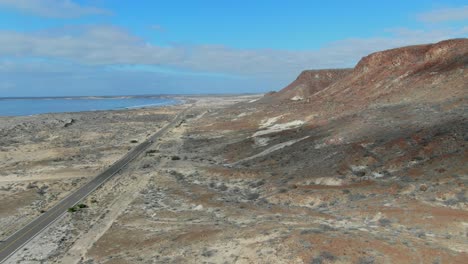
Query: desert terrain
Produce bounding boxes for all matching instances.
[0,39,467,264]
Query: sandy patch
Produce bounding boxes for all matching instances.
[254,120,304,137]
[259,115,283,129]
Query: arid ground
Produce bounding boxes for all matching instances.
[0,39,467,264]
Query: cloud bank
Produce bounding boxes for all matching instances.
[1,25,465,78]
[0,2,466,96]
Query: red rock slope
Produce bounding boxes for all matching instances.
[261,69,352,103]
[314,38,467,110]
[247,38,467,124]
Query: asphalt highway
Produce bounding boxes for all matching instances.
[0,108,188,263]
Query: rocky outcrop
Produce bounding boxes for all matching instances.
[265,69,352,102]
[318,38,467,107]
[260,38,466,115]
[257,38,467,119]
[355,38,467,73]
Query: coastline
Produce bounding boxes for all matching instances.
[0,94,262,117]
[0,96,182,117]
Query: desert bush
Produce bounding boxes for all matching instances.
[378,218,391,226]
[320,251,336,261]
[217,183,228,191]
[68,203,88,213]
[246,192,260,200]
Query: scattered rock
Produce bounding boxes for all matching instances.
[419,184,428,192]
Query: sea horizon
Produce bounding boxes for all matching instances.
[0,96,181,116]
[0,93,260,100]
[0,94,172,100]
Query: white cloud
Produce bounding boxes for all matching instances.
[0,0,110,18]
[0,26,183,66]
[417,5,468,23]
[1,25,465,78]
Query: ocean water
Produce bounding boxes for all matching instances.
[0,97,179,116]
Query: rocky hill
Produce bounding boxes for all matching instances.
[260,69,352,103]
[316,38,467,110]
[182,39,467,262]
[211,38,467,129]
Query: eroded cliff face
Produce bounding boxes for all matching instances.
[322,38,468,108]
[262,69,352,102]
[265,39,467,109]
[355,38,467,73]
[208,39,466,134]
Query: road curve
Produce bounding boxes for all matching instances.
[0,107,189,263]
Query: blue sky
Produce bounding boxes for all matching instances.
[0,0,466,96]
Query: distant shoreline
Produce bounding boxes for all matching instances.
[0,93,262,100]
[0,96,182,117]
[0,95,173,100]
